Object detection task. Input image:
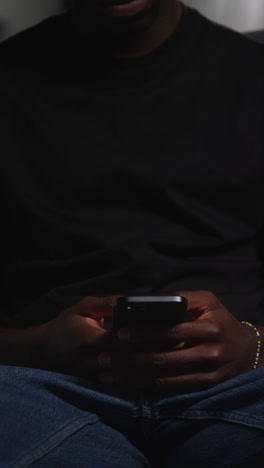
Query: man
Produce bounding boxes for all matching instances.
[0,0,264,466]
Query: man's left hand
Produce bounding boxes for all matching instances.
[97,291,262,393]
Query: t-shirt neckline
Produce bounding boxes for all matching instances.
[63,3,205,80]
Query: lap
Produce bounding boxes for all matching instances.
[152,366,264,429]
[22,421,150,468]
[151,367,264,466]
[163,420,264,468]
[0,366,149,467]
[1,365,264,467]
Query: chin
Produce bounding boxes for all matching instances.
[67,0,181,60]
[70,0,162,36]
[70,0,158,18]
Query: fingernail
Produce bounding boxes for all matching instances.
[99,372,114,384]
[117,328,130,341]
[98,353,112,366]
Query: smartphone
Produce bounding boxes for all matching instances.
[112,296,188,333]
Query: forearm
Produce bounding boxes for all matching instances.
[0,325,45,368]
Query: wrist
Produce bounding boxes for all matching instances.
[257,326,264,367]
[241,322,263,369]
[0,323,49,369]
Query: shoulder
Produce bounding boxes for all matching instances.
[0,14,67,66]
[186,5,264,96]
[0,13,69,92]
[246,30,264,44]
[187,5,264,69]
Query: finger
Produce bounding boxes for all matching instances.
[79,352,104,372]
[79,321,120,350]
[98,370,219,393]
[173,290,224,319]
[62,352,103,378]
[169,321,221,344]
[97,345,219,373]
[117,321,220,345]
[66,295,123,319]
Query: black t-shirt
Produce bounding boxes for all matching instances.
[0,4,264,327]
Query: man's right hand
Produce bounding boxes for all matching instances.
[0,296,121,377]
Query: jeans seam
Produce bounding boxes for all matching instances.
[156,410,264,430]
[7,416,99,468]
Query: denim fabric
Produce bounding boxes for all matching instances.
[1,365,264,467]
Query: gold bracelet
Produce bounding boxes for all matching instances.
[242,321,261,369]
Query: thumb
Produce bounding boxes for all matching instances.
[65,295,123,320]
[174,290,222,320]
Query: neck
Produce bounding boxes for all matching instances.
[69,0,183,59]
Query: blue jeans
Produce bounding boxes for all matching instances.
[1,365,264,467]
